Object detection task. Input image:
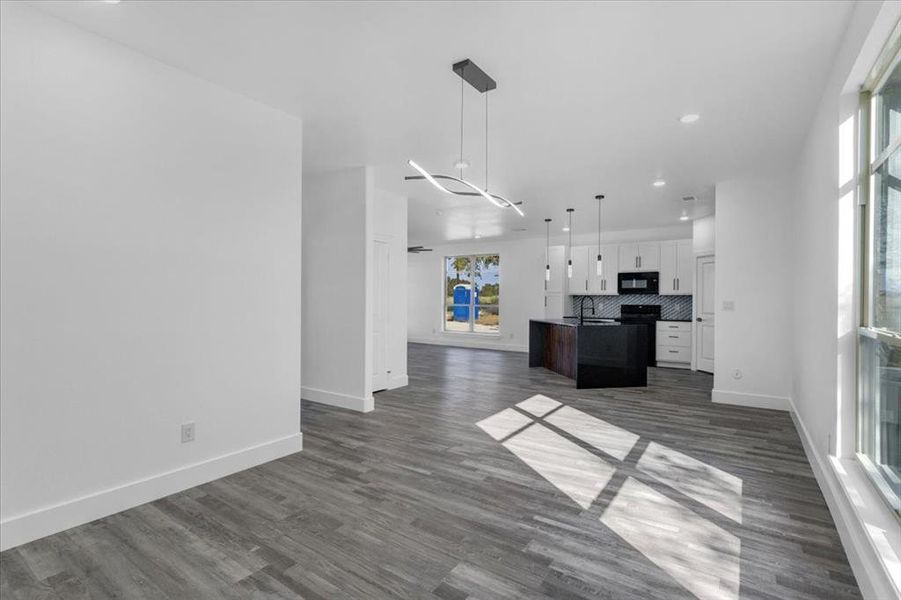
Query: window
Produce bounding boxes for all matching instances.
[859,46,901,516]
[444,254,500,334]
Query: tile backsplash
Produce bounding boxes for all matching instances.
[569,294,692,320]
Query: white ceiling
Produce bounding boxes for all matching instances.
[32,0,854,245]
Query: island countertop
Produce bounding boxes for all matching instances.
[529,318,648,388]
[529,318,623,327]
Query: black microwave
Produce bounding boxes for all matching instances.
[618,272,659,295]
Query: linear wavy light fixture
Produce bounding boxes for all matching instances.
[406,59,524,217]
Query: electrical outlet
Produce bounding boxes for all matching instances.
[181,422,195,443]
[722,300,735,311]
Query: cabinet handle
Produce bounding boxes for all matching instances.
[668,350,679,354]
[676,277,679,291]
[668,335,678,339]
[545,297,547,307]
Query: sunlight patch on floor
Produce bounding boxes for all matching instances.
[637,441,743,523]
[503,423,615,509]
[476,408,532,441]
[515,394,562,417]
[601,477,741,600]
[545,405,639,461]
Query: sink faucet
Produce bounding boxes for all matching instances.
[579,296,595,325]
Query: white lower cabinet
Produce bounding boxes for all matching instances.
[656,321,691,369]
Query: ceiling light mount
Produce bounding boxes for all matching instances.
[679,113,700,124]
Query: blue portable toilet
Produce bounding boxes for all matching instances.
[452,284,480,321]
[453,284,470,321]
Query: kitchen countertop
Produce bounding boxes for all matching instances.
[532,318,626,328]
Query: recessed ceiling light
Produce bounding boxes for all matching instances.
[653,180,666,187]
[679,113,700,124]
[103,0,122,4]
[679,215,690,221]
[474,234,482,239]
[562,227,570,232]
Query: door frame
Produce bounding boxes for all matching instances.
[692,253,715,372]
[371,236,391,392]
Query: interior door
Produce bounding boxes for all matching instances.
[372,240,389,392]
[695,255,715,373]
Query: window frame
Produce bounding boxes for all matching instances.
[443,253,501,336]
[857,29,901,519]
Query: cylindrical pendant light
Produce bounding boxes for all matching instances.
[566,208,574,278]
[545,218,552,281]
[595,195,605,276]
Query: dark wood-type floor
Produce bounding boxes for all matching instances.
[1,343,860,599]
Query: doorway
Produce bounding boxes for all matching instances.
[694,255,715,373]
[372,239,390,392]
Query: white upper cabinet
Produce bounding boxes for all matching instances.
[587,244,619,294]
[676,239,693,294]
[545,245,566,293]
[659,239,692,295]
[567,245,590,294]
[618,242,659,272]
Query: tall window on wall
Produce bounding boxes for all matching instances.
[859,40,900,516]
[445,254,500,334]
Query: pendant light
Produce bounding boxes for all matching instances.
[566,208,574,279]
[595,195,605,276]
[545,218,552,281]
[405,59,524,216]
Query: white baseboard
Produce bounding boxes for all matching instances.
[711,388,790,411]
[0,432,303,552]
[301,386,374,412]
[387,373,408,390]
[788,399,900,600]
[408,336,527,354]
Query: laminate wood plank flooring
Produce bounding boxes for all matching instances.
[0,343,861,599]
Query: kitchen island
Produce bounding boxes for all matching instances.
[529,318,648,388]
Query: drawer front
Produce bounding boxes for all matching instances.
[657,321,690,333]
[657,345,691,363]
[657,330,690,347]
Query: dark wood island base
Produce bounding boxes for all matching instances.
[529,319,648,388]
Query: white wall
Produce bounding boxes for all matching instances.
[408,237,546,352]
[713,177,793,410]
[373,189,409,389]
[0,3,303,551]
[692,215,715,255]
[788,1,901,597]
[302,167,374,411]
